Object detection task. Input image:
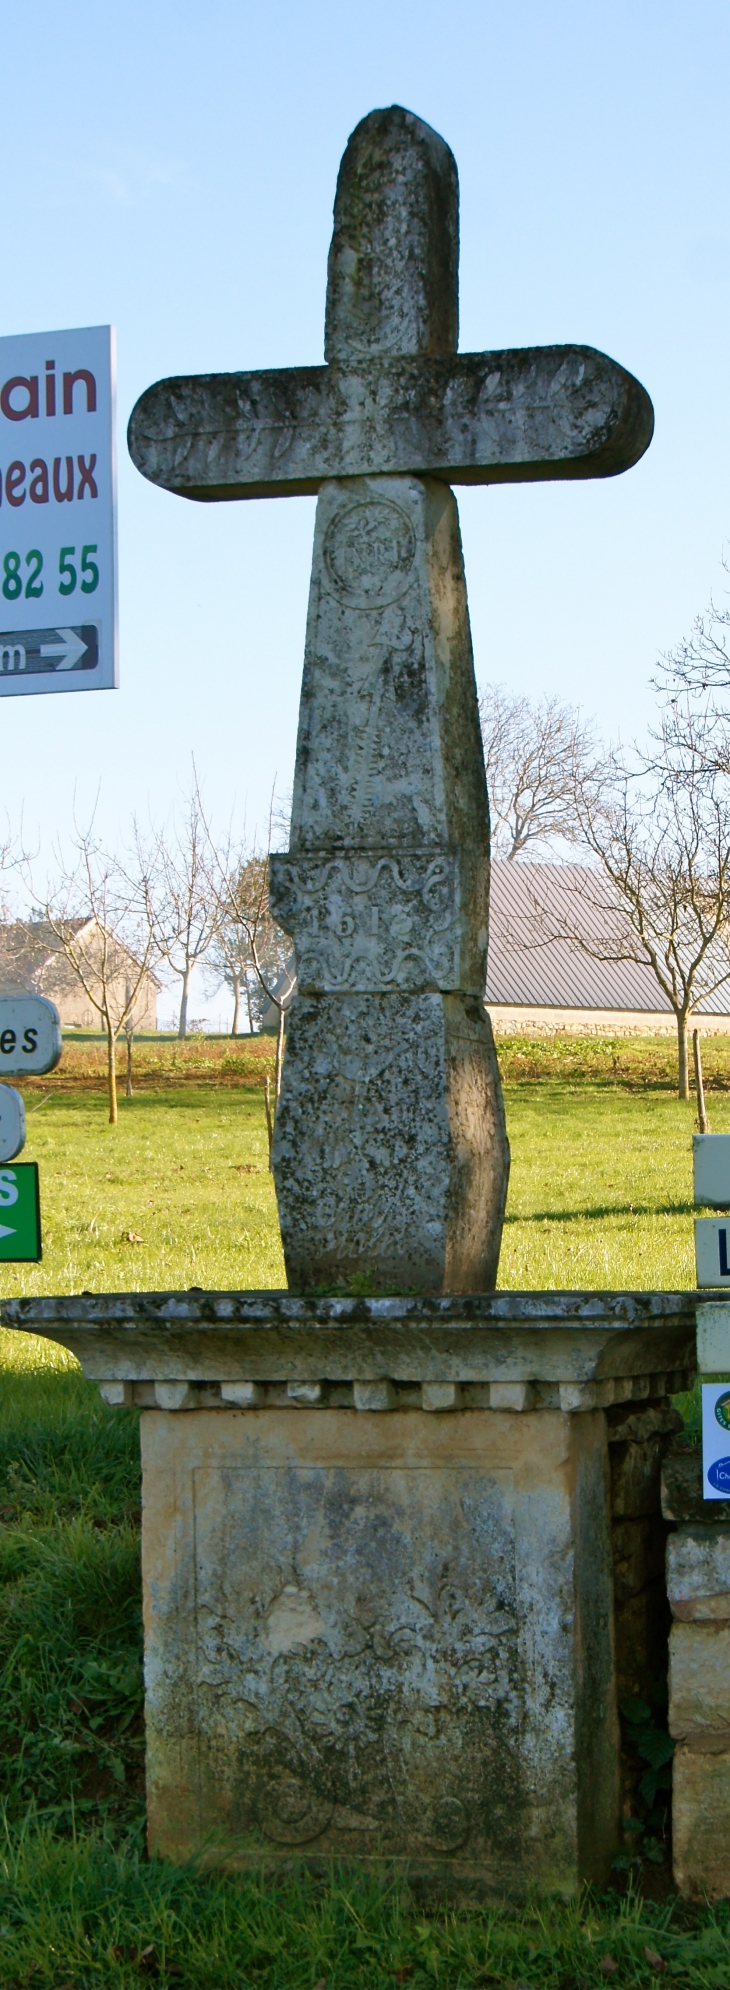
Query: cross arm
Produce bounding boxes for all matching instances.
[128,345,653,502]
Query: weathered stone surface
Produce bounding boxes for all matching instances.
[673,1743,730,1899]
[610,1436,669,1520]
[268,471,491,1002]
[1,1289,697,1386]
[669,1621,730,1735]
[269,848,482,994]
[325,105,458,366]
[611,1518,666,1605]
[272,993,508,1293]
[281,473,487,855]
[608,1406,682,1574]
[662,1442,730,1526]
[267,465,507,1284]
[696,1300,730,1372]
[667,1526,730,1621]
[606,1400,683,1446]
[141,1403,618,1888]
[128,345,654,502]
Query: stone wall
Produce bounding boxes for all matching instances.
[663,1439,730,1898]
[487,1007,730,1040]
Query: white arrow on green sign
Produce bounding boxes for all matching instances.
[0,1164,41,1261]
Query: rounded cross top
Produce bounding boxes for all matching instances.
[325,105,459,365]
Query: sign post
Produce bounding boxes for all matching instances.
[0,325,116,696]
[0,998,62,1261]
[0,1087,25,1162]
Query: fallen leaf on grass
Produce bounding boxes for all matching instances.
[122,1230,144,1244]
[643,1950,665,1973]
[312,1980,326,1989]
[233,1163,257,1173]
[136,1945,159,1976]
[600,1962,619,1978]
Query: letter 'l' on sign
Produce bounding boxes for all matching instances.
[0,326,117,696]
[696,1217,730,1285]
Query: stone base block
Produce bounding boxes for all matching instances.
[272,992,509,1293]
[673,1742,730,1899]
[141,1403,618,1890]
[667,1525,730,1621]
[669,1621,730,1736]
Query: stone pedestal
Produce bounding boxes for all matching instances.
[4,1288,695,1892]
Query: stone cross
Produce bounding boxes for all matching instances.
[129,105,653,1296]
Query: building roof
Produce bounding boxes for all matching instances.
[485,861,730,1015]
[259,860,730,1020]
[0,918,161,993]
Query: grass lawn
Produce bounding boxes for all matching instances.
[0,1036,715,1324]
[0,1038,724,1986]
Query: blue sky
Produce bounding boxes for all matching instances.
[1,0,729,1019]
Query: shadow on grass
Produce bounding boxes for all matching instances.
[505,1201,695,1223]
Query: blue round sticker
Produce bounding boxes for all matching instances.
[707,1457,730,1493]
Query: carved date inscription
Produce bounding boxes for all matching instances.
[269,849,461,991]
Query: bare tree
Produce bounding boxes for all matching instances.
[560,718,730,1098]
[207,915,252,1036]
[658,564,730,700]
[205,860,286,1039]
[478,683,598,858]
[206,825,291,1162]
[135,776,218,1040]
[41,828,157,1124]
[122,976,148,1097]
[0,815,33,939]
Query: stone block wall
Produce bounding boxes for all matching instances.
[663,1441,730,1898]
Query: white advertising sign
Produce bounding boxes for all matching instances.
[0,325,116,695]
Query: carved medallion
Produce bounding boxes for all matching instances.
[323,497,416,609]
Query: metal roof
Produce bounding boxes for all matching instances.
[485,861,730,1014]
[261,861,730,1018]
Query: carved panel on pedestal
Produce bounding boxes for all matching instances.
[191,1460,523,1865]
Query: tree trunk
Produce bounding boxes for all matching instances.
[693,1027,709,1134]
[231,973,241,1037]
[107,1028,118,1125]
[677,1013,690,1100]
[125,1032,134,1099]
[275,1002,286,1102]
[264,1074,274,1171]
[246,978,254,1035]
[178,968,191,1040]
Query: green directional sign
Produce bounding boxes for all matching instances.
[0,1163,41,1261]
